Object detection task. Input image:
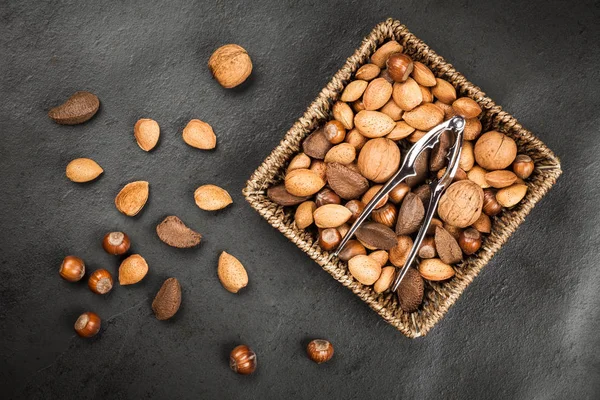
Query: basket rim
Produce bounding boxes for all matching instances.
[243,18,562,338]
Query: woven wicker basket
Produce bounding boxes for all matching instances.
[243,18,562,338]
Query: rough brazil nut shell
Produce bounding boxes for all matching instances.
[326,162,369,199]
[396,267,424,312]
[208,44,252,88]
[48,91,99,125]
[152,278,182,320]
[396,193,425,235]
[156,216,202,248]
[302,127,333,159]
[437,180,484,228]
[267,185,310,206]
[65,158,103,183]
[434,226,463,264]
[218,251,248,293]
[115,181,149,217]
[355,222,397,250]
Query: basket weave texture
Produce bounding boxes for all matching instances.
[243,18,562,338]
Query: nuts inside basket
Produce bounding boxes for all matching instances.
[244,19,561,338]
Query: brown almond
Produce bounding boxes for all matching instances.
[435,100,456,119]
[357,138,401,183]
[182,119,216,150]
[295,201,316,229]
[431,78,457,104]
[361,185,388,209]
[310,160,327,180]
[363,78,393,111]
[459,140,475,172]
[397,267,424,312]
[337,239,367,262]
[134,118,160,151]
[324,143,356,164]
[332,101,354,130]
[48,91,99,125]
[392,78,422,111]
[355,222,397,250]
[419,258,455,281]
[369,250,389,267]
[438,180,484,228]
[194,184,233,211]
[370,40,403,68]
[386,121,415,141]
[65,158,103,183]
[471,212,492,234]
[389,236,413,267]
[156,215,202,248]
[452,97,482,119]
[313,204,352,228]
[395,192,425,235]
[217,251,248,293]
[152,278,181,320]
[420,85,433,103]
[287,153,311,172]
[467,165,490,188]
[410,62,436,87]
[402,103,444,131]
[303,127,333,159]
[348,255,382,285]
[285,169,326,197]
[326,162,369,200]
[341,80,368,102]
[485,170,518,189]
[355,63,381,81]
[380,99,404,121]
[267,184,310,206]
[354,110,396,138]
[496,184,528,207]
[464,117,482,141]
[345,129,368,150]
[374,266,396,294]
[435,226,463,264]
[115,181,149,216]
[119,254,148,285]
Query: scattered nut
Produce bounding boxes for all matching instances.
[59,255,85,282]
[194,184,233,211]
[306,339,334,364]
[230,345,257,375]
[48,91,99,125]
[134,118,160,151]
[152,277,182,320]
[102,231,131,255]
[218,251,248,293]
[88,269,113,295]
[119,254,148,285]
[115,181,149,216]
[182,119,217,150]
[208,44,252,88]
[156,215,202,248]
[74,311,101,338]
[65,158,103,183]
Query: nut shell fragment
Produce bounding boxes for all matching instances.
[156,216,202,248]
[115,181,149,216]
[152,278,182,320]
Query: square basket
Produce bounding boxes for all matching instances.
[243,18,562,338]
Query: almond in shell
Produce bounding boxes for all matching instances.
[419,258,455,281]
[341,80,368,102]
[354,110,396,138]
[374,266,396,293]
[65,158,103,183]
[295,201,316,229]
[115,181,149,216]
[431,78,457,104]
[370,40,403,68]
[392,78,422,111]
[287,153,311,172]
[119,254,148,285]
[183,119,216,150]
[285,169,325,197]
[134,118,160,151]
[332,101,354,129]
[355,63,381,81]
[362,78,393,111]
[194,184,233,211]
[496,183,528,208]
[379,99,404,121]
[402,103,444,131]
[410,61,436,87]
[313,204,352,228]
[348,255,382,285]
[324,143,356,164]
[218,251,248,293]
[485,170,518,189]
[452,97,482,119]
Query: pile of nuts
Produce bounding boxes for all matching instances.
[268,40,534,312]
[50,43,335,374]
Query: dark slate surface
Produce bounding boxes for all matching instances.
[1,0,598,398]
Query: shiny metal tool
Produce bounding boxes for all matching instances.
[333,116,466,292]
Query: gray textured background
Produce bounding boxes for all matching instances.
[1,0,599,399]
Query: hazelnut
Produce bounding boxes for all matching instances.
[319,228,342,251]
[230,345,257,375]
[512,154,534,179]
[371,203,397,228]
[337,239,367,262]
[74,311,101,338]
[59,255,85,282]
[483,189,502,216]
[315,188,342,207]
[418,236,437,259]
[88,269,113,295]
[352,99,366,113]
[386,53,413,82]
[306,339,334,364]
[345,199,365,223]
[388,182,410,204]
[458,228,482,255]
[323,120,346,144]
[208,44,252,88]
[102,231,131,255]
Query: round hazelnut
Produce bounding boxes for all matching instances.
[345,199,365,223]
[371,203,397,228]
[386,53,414,82]
[208,44,252,88]
[418,236,437,259]
[88,269,113,295]
[319,228,342,251]
[337,239,367,262]
[230,345,257,375]
[59,255,85,282]
[388,182,410,204]
[74,311,101,338]
[315,188,342,207]
[306,339,334,364]
[102,231,131,255]
[323,120,346,144]
[458,228,482,255]
[483,189,502,216]
[512,154,534,179]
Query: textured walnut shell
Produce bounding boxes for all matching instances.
[474,131,517,170]
[194,184,233,211]
[437,180,484,228]
[357,138,401,183]
[152,278,181,320]
[208,44,252,88]
[397,267,424,312]
[267,184,310,206]
[182,119,216,150]
[355,222,397,250]
[326,162,369,200]
[134,118,160,151]
[156,216,202,248]
[396,193,425,235]
[119,254,148,285]
[65,158,103,183]
[48,91,99,125]
[434,226,463,264]
[115,181,149,216]
[303,127,333,159]
[218,251,248,293]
